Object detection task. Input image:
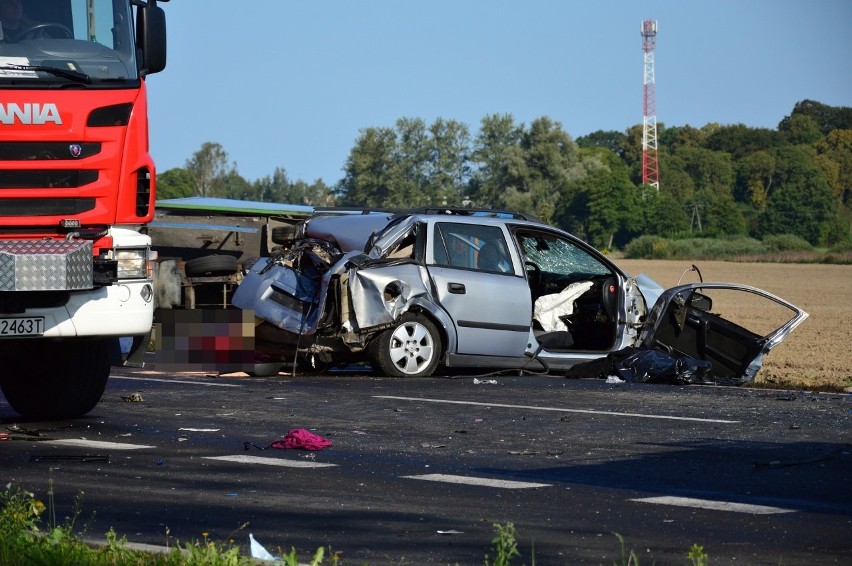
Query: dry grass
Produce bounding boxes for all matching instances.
[616,259,852,392]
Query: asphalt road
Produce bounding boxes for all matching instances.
[1,358,850,565]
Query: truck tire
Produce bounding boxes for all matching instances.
[0,339,111,420]
[368,313,442,378]
[271,224,298,245]
[184,254,238,277]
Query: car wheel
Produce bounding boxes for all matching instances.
[369,313,442,378]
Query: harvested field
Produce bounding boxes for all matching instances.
[615,259,852,392]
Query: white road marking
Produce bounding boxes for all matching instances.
[404,473,550,489]
[375,395,739,424]
[203,455,337,468]
[630,496,796,514]
[46,439,154,450]
[111,376,242,387]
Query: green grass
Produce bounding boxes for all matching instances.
[1,482,708,565]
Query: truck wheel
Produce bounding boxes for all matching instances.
[0,340,111,420]
[184,254,238,277]
[368,313,442,378]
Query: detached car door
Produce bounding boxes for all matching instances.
[639,283,808,384]
[427,221,531,357]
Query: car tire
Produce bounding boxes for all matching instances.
[368,313,442,378]
[184,254,238,277]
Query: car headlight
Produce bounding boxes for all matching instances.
[115,248,148,279]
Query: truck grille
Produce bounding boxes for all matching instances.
[0,142,101,161]
[0,198,96,216]
[0,170,99,189]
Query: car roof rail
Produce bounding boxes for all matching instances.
[398,206,544,223]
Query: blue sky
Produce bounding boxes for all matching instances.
[147,0,852,186]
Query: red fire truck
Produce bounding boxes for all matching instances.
[0,0,168,419]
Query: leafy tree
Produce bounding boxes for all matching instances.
[555,147,636,248]
[470,113,523,207]
[394,117,430,206]
[735,150,777,208]
[658,124,705,153]
[155,168,194,200]
[701,191,747,237]
[779,113,823,145]
[781,100,852,135]
[620,124,645,184]
[297,179,335,206]
[426,118,471,205]
[505,117,588,222]
[636,189,690,238]
[185,142,235,197]
[676,146,734,198]
[221,170,251,200]
[575,130,627,156]
[251,167,293,202]
[703,124,782,160]
[815,129,852,204]
[336,127,399,207]
[657,154,695,203]
[337,118,472,208]
[758,146,836,245]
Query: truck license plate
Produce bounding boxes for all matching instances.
[0,317,45,337]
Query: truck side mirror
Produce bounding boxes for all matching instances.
[137,4,167,75]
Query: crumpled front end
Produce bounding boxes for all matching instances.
[232,242,433,355]
[339,260,431,344]
[232,240,340,337]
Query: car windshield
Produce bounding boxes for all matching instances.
[0,0,137,85]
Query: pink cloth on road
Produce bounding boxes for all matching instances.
[271,428,332,451]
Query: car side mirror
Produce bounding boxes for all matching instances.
[690,291,712,311]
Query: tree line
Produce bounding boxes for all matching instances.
[156,99,852,249]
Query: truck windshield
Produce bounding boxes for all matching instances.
[0,0,137,85]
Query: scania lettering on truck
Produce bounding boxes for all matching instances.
[0,0,168,419]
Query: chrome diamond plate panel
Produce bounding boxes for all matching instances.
[0,240,93,291]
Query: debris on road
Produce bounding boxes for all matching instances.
[249,533,276,561]
[245,428,333,451]
[29,454,109,463]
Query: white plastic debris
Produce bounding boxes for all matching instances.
[473,378,498,385]
[605,375,626,384]
[249,533,277,561]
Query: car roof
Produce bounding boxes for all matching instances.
[303,208,548,252]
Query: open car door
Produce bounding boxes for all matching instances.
[638,283,808,384]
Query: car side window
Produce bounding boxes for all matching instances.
[432,222,512,273]
[517,230,611,280]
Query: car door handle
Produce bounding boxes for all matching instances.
[448,282,466,294]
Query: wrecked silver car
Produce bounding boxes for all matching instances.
[232,209,807,383]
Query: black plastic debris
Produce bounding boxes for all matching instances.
[29,455,109,463]
[566,346,715,385]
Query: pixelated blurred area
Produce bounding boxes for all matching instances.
[152,309,258,373]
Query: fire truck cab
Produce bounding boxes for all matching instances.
[0,0,167,419]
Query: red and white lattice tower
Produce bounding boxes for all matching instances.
[641,19,659,190]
